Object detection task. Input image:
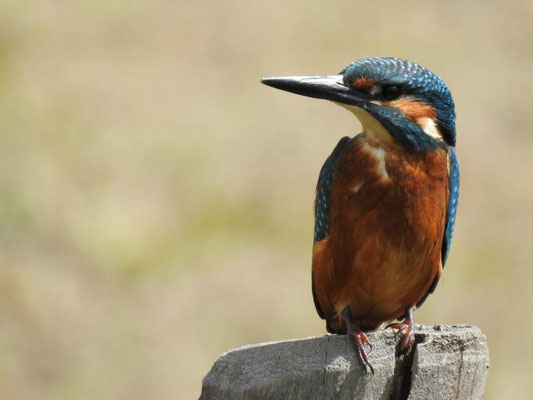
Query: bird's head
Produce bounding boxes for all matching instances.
[262,57,456,152]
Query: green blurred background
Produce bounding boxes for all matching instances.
[0,0,532,399]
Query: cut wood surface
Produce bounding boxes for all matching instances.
[200,324,489,400]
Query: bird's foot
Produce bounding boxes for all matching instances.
[386,307,415,354]
[341,307,374,374]
[348,329,374,374]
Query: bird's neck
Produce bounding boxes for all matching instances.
[338,104,394,145]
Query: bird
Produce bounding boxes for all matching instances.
[261,57,459,373]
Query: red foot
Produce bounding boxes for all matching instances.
[386,308,415,354]
[348,330,374,374]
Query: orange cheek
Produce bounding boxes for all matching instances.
[386,98,436,121]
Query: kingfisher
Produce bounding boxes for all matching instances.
[261,57,459,372]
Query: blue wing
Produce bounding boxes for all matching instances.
[416,146,459,308]
[312,136,351,321]
[313,136,351,242]
[441,146,460,267]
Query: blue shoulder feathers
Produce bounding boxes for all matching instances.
[442,146,460,266]
[314,137,351,242]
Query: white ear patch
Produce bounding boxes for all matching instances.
[417,117,443,140]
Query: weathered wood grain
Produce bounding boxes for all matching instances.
[200,324,489,400]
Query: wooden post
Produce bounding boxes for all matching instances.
[200,325,489,400]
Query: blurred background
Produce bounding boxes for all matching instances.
[0,0,532,399]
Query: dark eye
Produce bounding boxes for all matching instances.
[382,85,402,100]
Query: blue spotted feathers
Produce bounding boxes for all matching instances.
[442,147,460,266]
[314,137,351,242]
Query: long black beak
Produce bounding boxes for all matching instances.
[261,75,367,107]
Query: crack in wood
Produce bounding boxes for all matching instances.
[390,332,426,400]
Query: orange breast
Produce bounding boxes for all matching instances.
[312,135,449,332]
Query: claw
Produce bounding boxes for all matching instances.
[348,330,374,374]
[341,307,375,374]
[389,307,415,355]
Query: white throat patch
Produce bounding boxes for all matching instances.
[336,104,394,144]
